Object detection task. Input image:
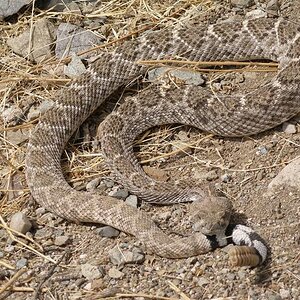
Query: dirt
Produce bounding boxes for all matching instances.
[0,1,299,300]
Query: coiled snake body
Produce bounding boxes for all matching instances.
[26,15,300,266]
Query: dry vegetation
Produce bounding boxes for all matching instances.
[0,0,299,299]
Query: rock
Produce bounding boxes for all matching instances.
[268,157,300,191]
[96,226,120,238]
[108,187,129,199]
[246,9,266,19]
[5,129,29,146]
[1,105,23,125]
[0,0,31,19]
[267,0,279,16]
[34,227,53,240]
[54,235,70,246]
[279,289,290,299]
[282,122,297,134]
[55,23,102,59]
[148,67,204,86]
[83,282,92,290]
[9,212,32,234]
[7,18,56,63]
[108,267,124,279]
[64,54,87,78]
[102,179,114,188]
[231,0,254,8]
[16,258,27,269]
[197,277,209,286]
[220,173,231,183]
[205,170,218,181]
[63,1,81,14]
[108,246,145,266]
[81,263,104,281]
[35,207,46,216]
[256,146,268,155]
[27,100,54,121]
[125,195,138,208]
[86,178,101,191]
[37,0,73,12]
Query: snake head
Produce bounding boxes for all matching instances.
[189,196,232,236]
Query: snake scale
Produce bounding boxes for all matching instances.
[25,7,300,266]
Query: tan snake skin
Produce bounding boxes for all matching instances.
[25,11,300,264]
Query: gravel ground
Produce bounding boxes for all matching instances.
[0,0,299,299]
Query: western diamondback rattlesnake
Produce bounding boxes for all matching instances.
[25,7,300,266]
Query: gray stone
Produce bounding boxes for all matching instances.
[63,1,81,14]
[108,267,124,279]
[108,246,145,265]
[0,0,31,19]
[108,187,129,199]
[1,105,23,125]
[9,212,32,234]
[268,157,300,191]
[246,9,266,19]
[148,67,204,86]
[102,179,114,188]
[282,122,297,134]
[231,0,254,8]
[6,129,29,146]
[125,195,138,208]
[55,23,102,59]
[86,178,101,191]
[256,146,268,155]
[54,235,70,246]
[279,289,290,299]
[27,100,54,121]
[220,173,231,183]
[64,54,87,78]
[96,226,120,238]
[34,227,53,240]
[35,207,46,216]
[37,0,73,11]
[81,263,103,280]
[16,258,27,269]
[7,18,56,63]
[197,277,209,286]
[267,0,279,16]
[205,170,218,181]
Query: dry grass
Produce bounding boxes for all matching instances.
[0,0,281,218]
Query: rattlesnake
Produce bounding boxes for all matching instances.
[25,9,300,266]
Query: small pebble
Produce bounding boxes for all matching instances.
[9,212,32,234]
[16,258,27,269]
[279,289,290,299]
[108,187,129,199]
[86,178,101,191]
[96,226,120,238]
[81,264,104,281]
[108,267,124,279]
[54,235,70,246]
[282,122,297,134]
[125,195,138,208]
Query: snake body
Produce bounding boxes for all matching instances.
[25,14,300,265]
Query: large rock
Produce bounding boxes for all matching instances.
[55,23,102,59]
[268,158,300,191]
[0,0,31,19]
[7,18,56,63]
